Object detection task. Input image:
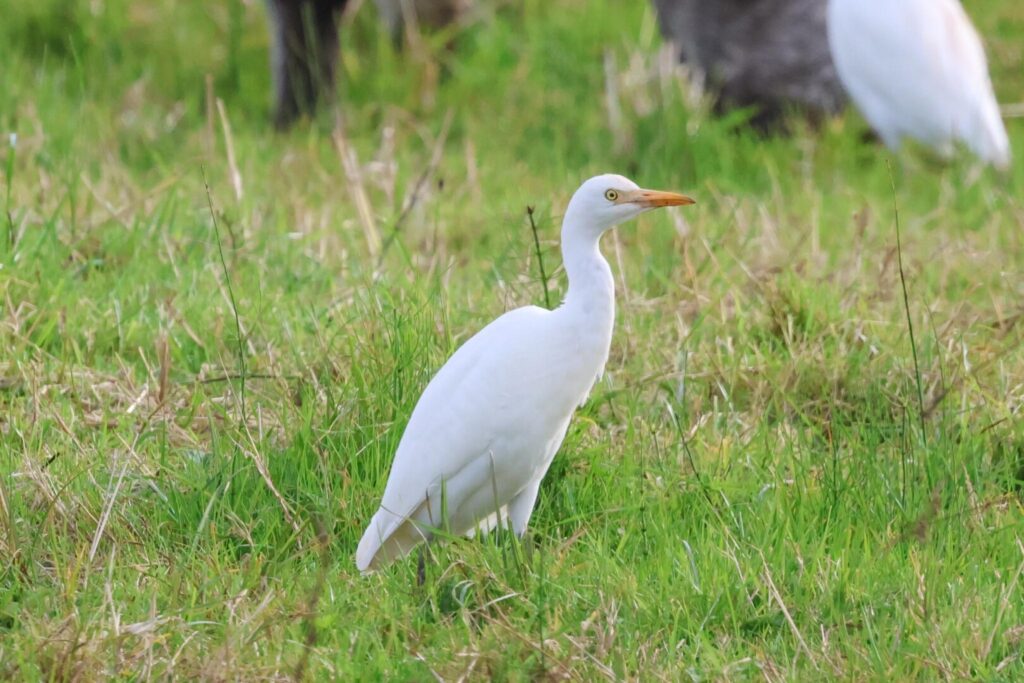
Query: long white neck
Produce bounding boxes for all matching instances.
[558,207,615,328]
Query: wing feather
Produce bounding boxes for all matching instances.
[829,0,1009,166]
[356,305,559,571]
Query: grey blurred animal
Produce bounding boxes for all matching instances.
[652,0,846,129]
[267,0,463,128]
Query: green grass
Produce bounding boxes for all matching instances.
[2,0,1023,679]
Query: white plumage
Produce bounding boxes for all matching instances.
[827,0,1010,169]
[356,174,695,572]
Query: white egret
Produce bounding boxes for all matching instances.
[827,0,1011,169]
[356,174,695,572]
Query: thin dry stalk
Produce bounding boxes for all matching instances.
[0,478,14,563]
[603,50,631,154]
[157,333,170,404]
[526,206,551,309]
[216,98,244,202]
[205,74,216,154]
[888,163,927,450]
[230,426,302,538]
[983,538,1024,659]
[203,168,248,422]
[378,108,455,264]
[761,557,820,671]
[88,457,129,563]
[333,126,381,256]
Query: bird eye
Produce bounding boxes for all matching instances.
[604,189,618,202]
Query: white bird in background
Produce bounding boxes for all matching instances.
[356,174,695,572]
[827,0,1011,169]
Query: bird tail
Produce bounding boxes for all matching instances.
[355,517,384,573]
[355,506,431,573]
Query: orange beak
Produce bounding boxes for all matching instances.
[625,189,696,208]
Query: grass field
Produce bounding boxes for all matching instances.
[2,0,1024,679]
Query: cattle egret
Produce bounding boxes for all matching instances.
[356,174,695,572]
[827,0,1011,169]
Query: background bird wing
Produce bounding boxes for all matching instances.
[932,0,1010,165]
[833,0,1002,153]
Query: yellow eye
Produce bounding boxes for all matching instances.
[604,189,618,202]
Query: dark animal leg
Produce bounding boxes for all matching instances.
[267,0,348,129]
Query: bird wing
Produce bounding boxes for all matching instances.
[830,0,1008,165]
[930,0,1010,167]
[356,304,583,571]
[830,0,941,146]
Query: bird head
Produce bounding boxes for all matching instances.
[565,173,695,236]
